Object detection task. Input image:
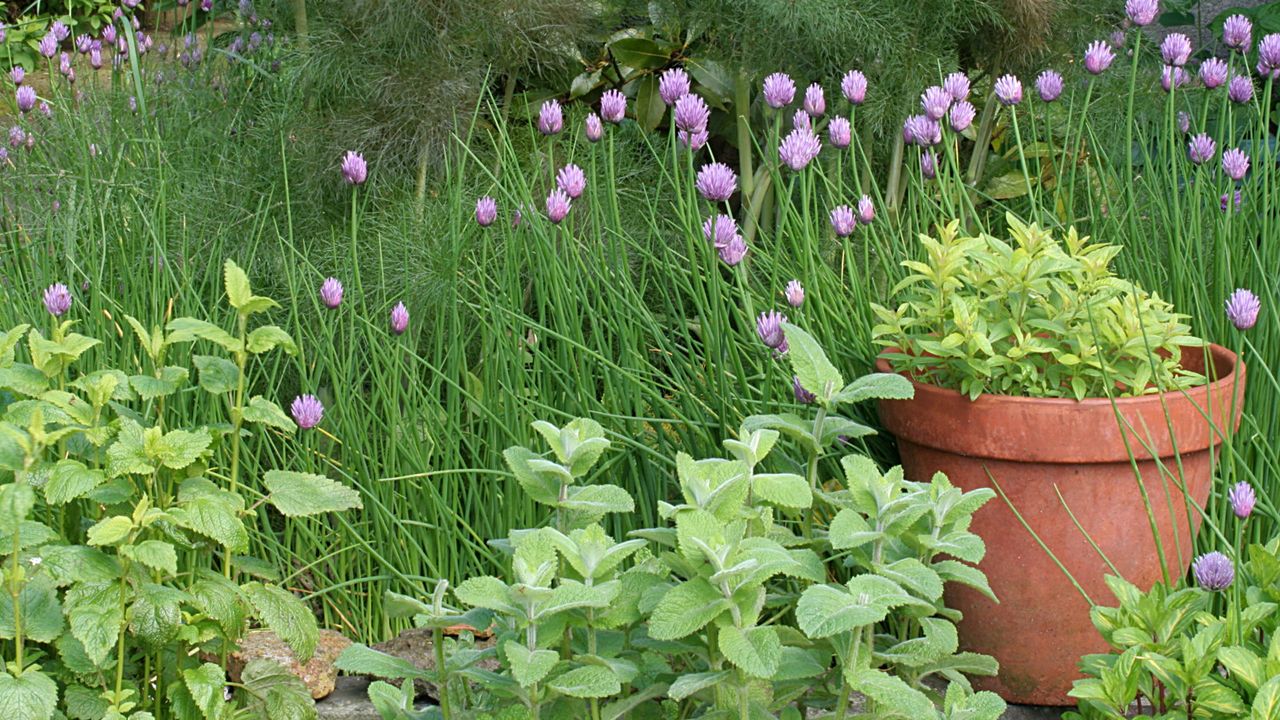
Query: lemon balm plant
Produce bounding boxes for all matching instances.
[0,261,360,720]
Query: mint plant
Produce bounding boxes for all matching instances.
[0,261,360,720]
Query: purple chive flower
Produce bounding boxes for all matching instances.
[659,67,690,105]
[949,100,975,132]
[340,151,367,185]
[124,0,142,9]
[16,86,36,114]
[756,310,789,352]
[1036,70,1063,102]
[778,128,822,171]
[905,115,941,146]
[1225,288,1261,329]
[1161,65,1190,92]
[1222,148,1249,180]
[390,302,410,335]
[1258,34,1280,79]
[51,21,70,42]
[42,283,72,317]
[600,89,626,123]
[1200,58,1228,89]
[994,74,1022,105]
[585,113,603,142]
[920,151,937,180]
[476,196,498,227]
[696,162,737,202]
[718,235,748,266]
[1161,33,1192,66]
[103,25,118,44]
[679,128,709,150]
[674,93,710,133]
[127,95,137,114]
[8,126,24,148]
[38,33,57,59]
[1192,551,1234,591]
[59,53,72,77]
[793,376,816,404]
[1228,75,1254,103]
[921,86,950,121]
[702,214,738,248]
[1110,30,1128,48]
[803,83,826,116]
[1177,111,1191,134]
[763,72,796,108]
[828,116,851,148]
[830,205,856,237]
[10,66,24,85]
[1222,190,1243,212]
[538,100,563,135]
[857,195,875,224]
[320,277,343,308]
[841,70,867,104]
[76,34,92,53]
[290,395,324,429]
[545,188,572,224]
[1224,14,1252,53]
[792,108,812,132]
[1084,41,1116,75]
[1125,0,1158,26]
[1229,481,1257,519]
[1188,133,1216,164]
[556,164,586,199]
[90,48,103,69]
[784,280,805,308]
[38,102,51,118]
[201,0,213,11]
[943,72,970,101]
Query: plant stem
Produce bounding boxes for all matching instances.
[433,625,452,720]
[224,313,249,579]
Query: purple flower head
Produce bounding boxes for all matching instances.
[905,114,941,146]
[793,376,816,404]
[10,66,24,85]
[1161,65,1190,92]
[43,283,72,316]
[600,89,626,123]
[841,70,867,104]
[1224,14,1252,53]
[39,102,51,118]
[103,25,118,44]
[8,126,24,148]
[1036,69,1064,102]
[16,86,36,114]
[1228,75,1254,103]
[1225,288,1260,329]
[585,113,603,142]
[475,195,498,227]
[784,280,805,308]
[1200,58,1228,89]
[320,277,343,308]
[90,48,103,69]
[803,83,826,116]
[659,67,690,105]
[60,53,72,77]
[201,0,213,11]
[703,214,738,248]
[1177,111,1190,134]
[545,188,572,224]
[1229,481,1257,519]
[1222,148,1249,180]
[76,34,92,53]
[1160,33,1192,66]
[792,108,811,132]
[674,93,710,133]
[1110,30,1127,48]
[830,205,855,237]
[949,100,975,132]
[340,151,367,185]
[538,100,563,135]
[390,302,410,335]
[1187,133,1216,164]
[921,86,950,121]
[828,116,851,148]
[920,151,937,180]
[943,72,970,101]
[1222,190,1243,212]
[763,72,796,108]
[124,0,142,9]
[718,235,748,266]
[696,162,737,202]
[994,74,1022,105]
[756,310,789,352]
[1192,551,1234,591]
[778,128,822,171]
[51,21,70,42]
[679,128,709,150]
[1258,34,1280,79]
[290,395,324,429]
[127,95,137,113]
[39,33,58,59]
[556,164,586,199]
[1125,0,1158,26]
[857,195,875,224]
[1084,41,1116,75]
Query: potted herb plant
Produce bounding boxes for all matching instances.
[869,215,1245,705]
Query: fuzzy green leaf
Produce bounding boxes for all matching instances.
[86,516,133,546]
[844,668,936,718]
[834,373,915,405]
[125,540,179,576]
[44,460,106,505]
[246,326,296,355]
[182,663,227,720]
[648,578,728,640]
[718,624,781,679]
[667,670,731,701]
[0,576,64,643]
[0,669,58,720]
[263,470,362,517]
[242,582,319,663]
[505,640,560,687]
[240,659,316,720]
[193,356,240,394]
[335,644,430,680]
[547,665,621,699]
[783,323,843,404]
[242,396,298,432]
[66,581,123,666]
[751,473,812,509]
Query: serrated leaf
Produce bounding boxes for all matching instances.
[242,396,297,432]
[155,428,212,469]
[224,260,254,310]
[335,643,430,680]
[172,494,249,553]
[44,460,106,504]
[547,665,621,698]
[835,373,914,405]
[263,470,362,517]
[246,326,296,355]
[934,560,996,602]
[66,581,123,666]
[130,367,189,400]
[193,356,239,394]
[165,318,243,353]
[561,484,634,515]
[774,647,827,680]
[454,576,517,614]
[125,540,178,576]
[668,670,731,701]
[505,640,559,687]
[182,663,226,720]
[648,578,728,640]
[876,558,943,602]
[828,509,880,549]
[189,571,247,635]
[751,473,812,509]
[0,575,64,643]
[718,624,781,678]
[0,669,58,720]
[87,515,134,546]
[796,584,888,639]
[845,668,936,717]
[130,582,184,651]
[242,582,319,663]
[782,323,843,403]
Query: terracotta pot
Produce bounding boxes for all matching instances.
[874,345,1245,705]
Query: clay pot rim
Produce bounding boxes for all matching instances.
[873,343,1242,410]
